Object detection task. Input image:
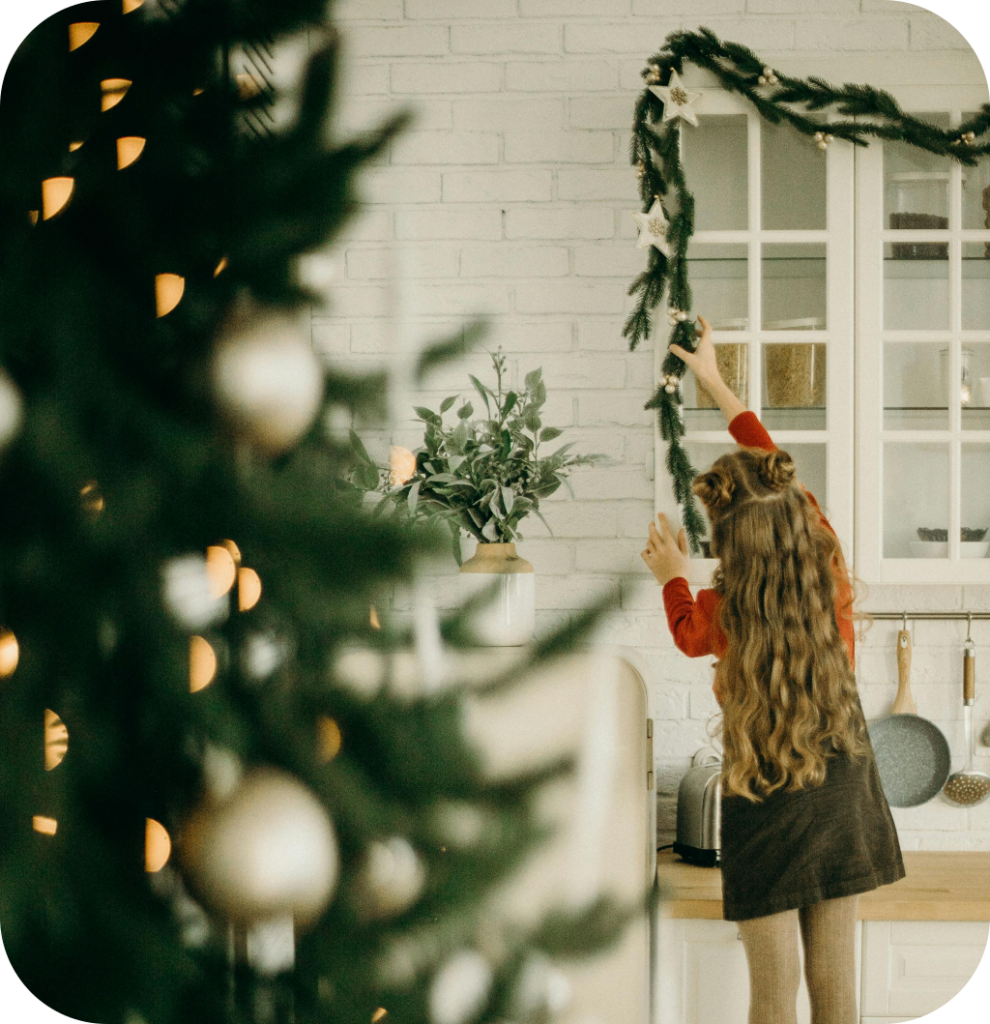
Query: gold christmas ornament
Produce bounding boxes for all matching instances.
[180,768,339,926]
[211,308,325,456]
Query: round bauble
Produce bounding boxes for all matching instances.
[513,954,573,1018]
[353,836,426,920]
[162,555,228,631]
[0,369,24,450]
[212,308,325,455]
[429,951,493,1024]
[180,768,338,926]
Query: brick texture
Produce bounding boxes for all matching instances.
[320,0,989,851]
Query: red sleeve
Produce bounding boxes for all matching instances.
[662,578,724,658]
[728,410,776,452]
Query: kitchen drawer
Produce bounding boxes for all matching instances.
[860,920,989,1020]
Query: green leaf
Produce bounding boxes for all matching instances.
[414,406,440,423]
[523,410,542,433]
[540,427,563,442]
[501,391,518,420]
[348,429,373,465]
[503,486,515,516]
[452,422,470,450]
[439,395,457,414]
[469,375,493,414]
[482,518,498,541]
[407,479,421,512]
[524,368,543,391]
[457,402,474,420]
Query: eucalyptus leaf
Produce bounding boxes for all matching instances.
[457,402,474,420]
[540,427,563,442]
[439,395,457,414]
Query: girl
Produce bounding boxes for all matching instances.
[642,316,904,1024]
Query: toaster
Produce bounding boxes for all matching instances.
[673,750,722,867]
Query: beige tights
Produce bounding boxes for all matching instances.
[736,895,859,1024]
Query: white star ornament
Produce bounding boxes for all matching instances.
[633,199,671,256]
[649,68,702,127]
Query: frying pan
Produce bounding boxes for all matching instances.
[867,628,951,808]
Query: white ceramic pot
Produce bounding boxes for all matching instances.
[458,543,535,647]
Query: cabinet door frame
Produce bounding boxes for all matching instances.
[654,88,855,586]
[854,85,990,584]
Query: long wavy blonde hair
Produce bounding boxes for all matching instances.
[693,447,868,802]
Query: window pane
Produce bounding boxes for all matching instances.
[884,242,949,330]
[762,243,826,330]
[961,445,990,558]
[687,243,748,330]
[682,115,748,231]
[962,241,990,332]
[761,118,826,230]
[883,343,948,430]
[961,113,990,230]
[882,443,949,558]
[884,113,951,230]
[962,344,990,431]
[762,344,826,430]
[683,343,748,431]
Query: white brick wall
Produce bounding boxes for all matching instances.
[322,0,990,850]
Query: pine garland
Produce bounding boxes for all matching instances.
[629,26,990,552]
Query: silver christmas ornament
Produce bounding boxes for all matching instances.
[353,837,426,921]
[0,369,24,450]
[758,76,767,85]
[212,306,325,455]
[665,383,677,394]
[180,768,339,926]
[429,951,493,1024]
[676,310,688,322]
[512,954,573,1018]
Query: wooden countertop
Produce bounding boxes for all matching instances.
[657,850,990,921]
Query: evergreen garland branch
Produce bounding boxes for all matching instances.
[628,25,990,552]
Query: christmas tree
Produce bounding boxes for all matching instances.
[0,3,628,1024]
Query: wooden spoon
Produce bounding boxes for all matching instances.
[892,629,917,715]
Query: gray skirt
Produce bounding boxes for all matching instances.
[719,747,905,921]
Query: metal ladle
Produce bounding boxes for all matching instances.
[943,617,990,807]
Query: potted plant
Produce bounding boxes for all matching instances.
[381,350,602,645]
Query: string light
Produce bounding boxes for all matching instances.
[101,79,132,112]
[190,636,217,693]
[116,137,146,170]
[370,606,381,630]
[316,717,342,764]
[238,568,262,612]
[69,141,85,152]
[0,630,19,677]
[205,545,237,598]
[42,177,75,220]
[372,1010,388,1023]
[33,816,58,836]
[44,710,69,771]
[80,481,105,514]
[236,74,262,100]
[221,538,241,563]
[122,0,145,12]
[145,819,172,872]
[28,211,39,226]
[68,23,99,51]
[214,257,229,277]
[155,273,185,317]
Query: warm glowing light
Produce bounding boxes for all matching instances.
[238,568,262,612]
[213,256,229,277]
[28,211,39,226]
[222,538,241,563]
[369,606,381,630]
[33,816,57,836]
[205,545,237,598]
[101,78,132,112]
[389,446,417,488]
[69,141,84,152]
[145,818,172,872]
[80,481,105,514]
[190,636,217,693]
[123,0,145,13]
[42,177,75,220]
[155,273,185,317]
[236,74,262,99]
[192,87,205,97]
[117,136,146,170]
[316,717,342,764]
[44,710,69,771]
[0,630,19,677]
[69,23,100,51]
[372,1010,388,1023]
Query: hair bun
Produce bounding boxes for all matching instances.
[758,450,796,492]
[693,469,735,509]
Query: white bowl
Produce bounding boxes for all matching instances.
[909,541,989,559]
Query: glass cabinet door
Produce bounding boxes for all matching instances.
[668,92,854,575]
[856,103,990,581]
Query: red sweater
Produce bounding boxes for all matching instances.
[662,412,856,699]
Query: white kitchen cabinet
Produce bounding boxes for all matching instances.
[653,916,987,1024]
[657,82,990,585]
[860,920,989,1022]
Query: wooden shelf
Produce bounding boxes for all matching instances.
[657,850,990,921]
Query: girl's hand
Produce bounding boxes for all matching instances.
[641,513,690,585]
[670,314,720,391]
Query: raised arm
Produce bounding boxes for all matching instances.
[670,315,747,426]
